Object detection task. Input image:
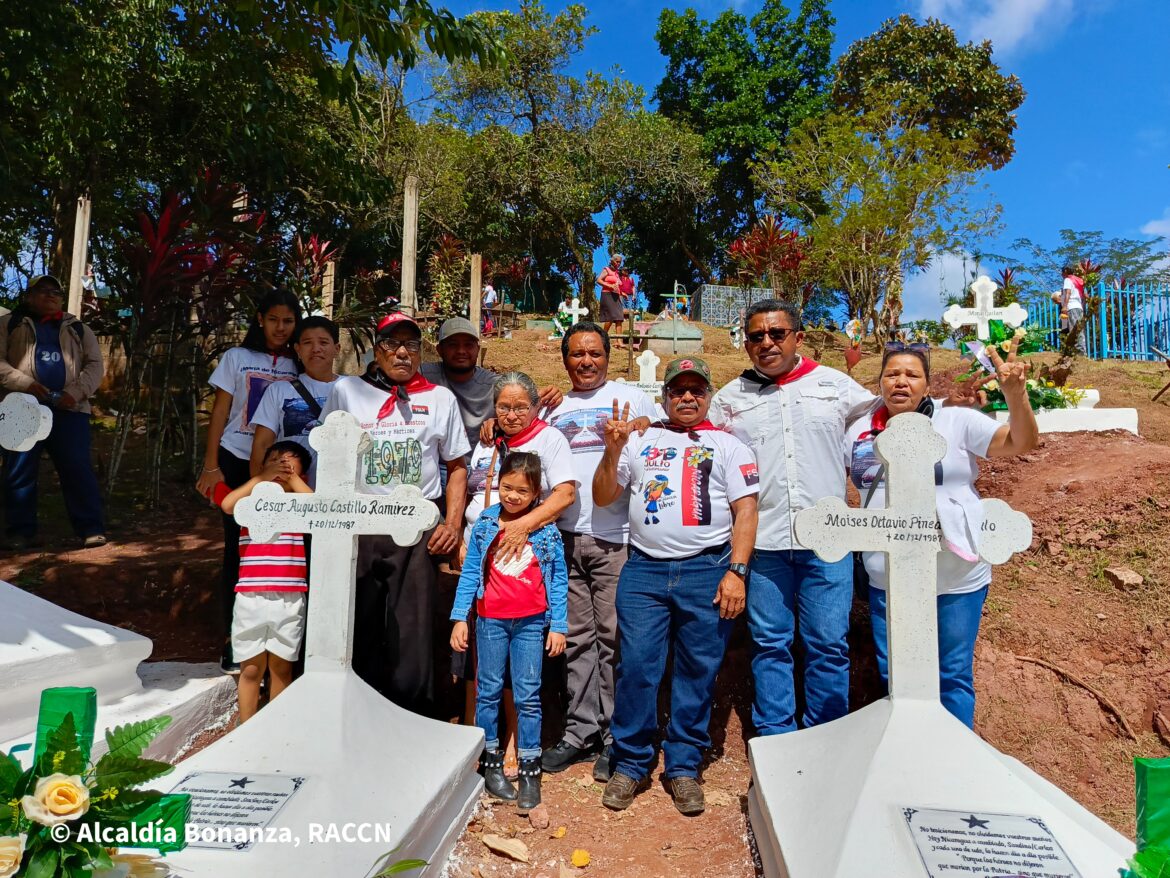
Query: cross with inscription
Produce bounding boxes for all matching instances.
[0,392,52,452]
[942,275,1029,341]
[234,411,439,671]
[794,413,1032,703]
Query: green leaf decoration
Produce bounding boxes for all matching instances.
[0,750,21,796]
[93,753,175,790]
[374,859,429,876]
[35,713,86,777]
[103,716,173,761]
[94,788,163,820]
[1128,845,1170,878]
[24,845,60,878]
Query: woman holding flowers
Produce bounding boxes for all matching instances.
[845,337,1039,727]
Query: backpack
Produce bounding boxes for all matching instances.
[6,312,87,344]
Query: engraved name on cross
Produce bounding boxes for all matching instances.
[234,411,439,671]
[942,275,1029,341]
[0,393,52,452]
[795,414,1031,702]
[617,348,663,400]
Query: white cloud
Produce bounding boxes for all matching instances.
[915,0,1077,55]
[1141,208,1170,238]
[901,251,978,321]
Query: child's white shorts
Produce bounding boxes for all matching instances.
[231,591,306,662]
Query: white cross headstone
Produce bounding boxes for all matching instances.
[164,408,483,877]
[943,275,1028,340]
[747,412,1133,878]
[234,410,438,669]
[0,393,52,452]
[549,296,590,340]
[616,348,662,400]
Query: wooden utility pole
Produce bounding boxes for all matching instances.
[400,175,420,314]
[67,195,92,317]
[321,260,336,318]
[469,253,483,333]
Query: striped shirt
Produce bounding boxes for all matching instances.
[236,529,308,592]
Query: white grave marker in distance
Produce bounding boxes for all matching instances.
[943,274,1029,341]
[548,296,590,340]
[616,348,663,400]
[163,410,483,878]
[747,413,1132,878]
[0,393,52,452]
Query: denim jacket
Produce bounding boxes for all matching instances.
[450,505,569,634]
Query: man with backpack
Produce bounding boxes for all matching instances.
[0,274,106,549]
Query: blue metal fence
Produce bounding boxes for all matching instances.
[1027,281,1170,361]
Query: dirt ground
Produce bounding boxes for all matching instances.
[6,324,1170,877]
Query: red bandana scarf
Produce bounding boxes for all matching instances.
[362,369,436,420]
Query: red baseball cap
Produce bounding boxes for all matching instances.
[376,312,421,339]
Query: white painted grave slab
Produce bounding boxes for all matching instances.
[549,297,589,339]
[616,348,663,399]
[748,413,1132,878]
[992,405,1139,435]
[163,411,483,877]
[0,392,52,451]
[943,275,1028,340]
[170,772,304,851]
[903,807,1081,878]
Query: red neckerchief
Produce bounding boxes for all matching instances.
[858,406,890,441]
[649,419,719,433]
[773,356,819,386]
[362,368,436,420]
[267,347,292,367]
[39,312,64,324]
[497,418,548,452]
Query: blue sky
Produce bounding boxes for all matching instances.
[445,0,1170,319]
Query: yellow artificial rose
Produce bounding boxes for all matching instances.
[20,773,90,826]
[0,834,25,878]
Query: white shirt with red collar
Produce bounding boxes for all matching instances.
[612,421,758,559]
[320,371,470,499]
[710,356,874,551]
[464,418,578,528]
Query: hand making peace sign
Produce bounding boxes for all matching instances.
[987,333,1030,396]
[602,399,636,453]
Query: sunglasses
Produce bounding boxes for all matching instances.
[884,341,930,353]
[746,327,797,344]
[664,385,710,399]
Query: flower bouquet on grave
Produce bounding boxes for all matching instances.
[957,321,1082,412]
[1121,757,1170,878]
[0,687,190,878]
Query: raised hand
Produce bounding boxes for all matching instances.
[602,399,634,452]
[988,334,1030,397]
[948,372,993,409]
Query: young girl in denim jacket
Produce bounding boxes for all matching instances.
[451,452,568,812]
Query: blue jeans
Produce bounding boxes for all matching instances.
[476,614,545,759]
[747,549,853,736]
[4,408,104,539]
[869,584,988,728]
[610,546,733,781]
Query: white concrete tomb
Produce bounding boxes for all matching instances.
[747,413,1133,878]
[162,411,483,877]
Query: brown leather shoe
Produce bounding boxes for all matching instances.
[668,776,704,815]
[601,772,646,811]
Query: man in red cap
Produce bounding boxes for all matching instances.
[0,274,106,550]
[321,311,470,715]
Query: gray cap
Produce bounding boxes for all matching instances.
[438,316,478,342]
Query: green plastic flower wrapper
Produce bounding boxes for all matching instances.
[1122,757,1170,878]
[34,686,97,762]
[122,792,192,853]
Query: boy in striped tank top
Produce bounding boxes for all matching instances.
[216,441,314,722]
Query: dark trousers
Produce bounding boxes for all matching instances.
[354,526,439,717]
[217,448,252,644]
[4,408,104,539]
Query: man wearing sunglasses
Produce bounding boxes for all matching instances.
[710,299,874,738]
[320,311,470,716]
[0,274,106,550]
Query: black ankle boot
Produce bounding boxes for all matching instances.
[516,757,542,812]
[480,749,517,801]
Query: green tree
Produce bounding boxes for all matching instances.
[832,14,1026,171]
[757,101,1000,343]
[629,0,834,291]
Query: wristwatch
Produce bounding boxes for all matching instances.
[728,562,749,579]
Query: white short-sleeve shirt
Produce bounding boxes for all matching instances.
[320,373,471,500]
[464,422,578,527]
[251,374,338,451]
[209,347,298,460]
[711,359,875,551]
[613,425,758,558]
[845,406,1003,594]
[545,380,657,542]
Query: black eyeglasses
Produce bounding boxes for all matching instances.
[376,338,422,354]
[746,327,796,344]
[884,341,930,353]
